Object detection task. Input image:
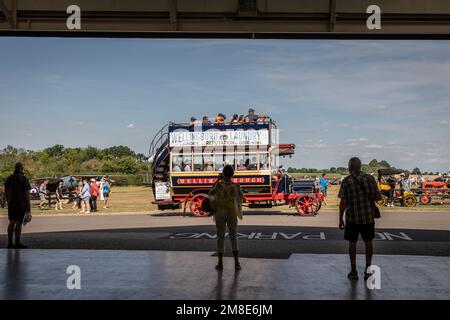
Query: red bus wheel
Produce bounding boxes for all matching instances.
[189,193,209,217]
[295,195,319,216]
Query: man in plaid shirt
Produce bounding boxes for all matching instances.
[338,157,382,280]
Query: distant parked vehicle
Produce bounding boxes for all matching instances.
[418,176,450,205]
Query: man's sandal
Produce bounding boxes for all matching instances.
[347,271,359,280]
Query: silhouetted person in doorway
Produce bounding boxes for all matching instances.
[209,165,244,271]
[4,162,31,249]
[338,157,382,280]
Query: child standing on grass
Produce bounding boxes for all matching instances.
[72,181,82,210]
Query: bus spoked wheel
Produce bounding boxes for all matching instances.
[189,193,209,217]
[295,195,319,216]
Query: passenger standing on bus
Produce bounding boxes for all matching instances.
[246,108,258,123]
[209,165,244,271]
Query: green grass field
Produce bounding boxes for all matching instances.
[0,186,158,216]
[1,184,449,216]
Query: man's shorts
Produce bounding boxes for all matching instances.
[322,188,327,197]
[8,206,27,222]
[344,223,375,242]
[39,193,46,201]
[103,192,110,199]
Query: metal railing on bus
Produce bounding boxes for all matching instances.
[149,123,169,162]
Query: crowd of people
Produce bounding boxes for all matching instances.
[37,176,112,213]
[188,108,270,127]
[72,177,112,213]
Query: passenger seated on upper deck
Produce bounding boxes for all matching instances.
[204,159,214,172]
[231,114,239,125]
[202,116,211,126]
[247,157,258,170]
[237,160,247,171]
[238,115,245,124]
[189,117,201,127]
[214,113,226,125]
[183,161,192,172]
[257,114,269,124]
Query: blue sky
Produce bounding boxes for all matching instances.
[0,38,449,172]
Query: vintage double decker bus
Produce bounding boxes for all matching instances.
[149,117,323,216]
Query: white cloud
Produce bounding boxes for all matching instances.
[386,140,399,146]
[375,104,387,111]
[127,123,135,129]
[366,144,384,149]
[299,139,327,149]
[439,120,448,125]
[346,137,368,143]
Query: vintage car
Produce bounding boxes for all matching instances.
[377,168,417,207]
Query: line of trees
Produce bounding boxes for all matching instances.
[288,159,431,176]
[0,145,149,185]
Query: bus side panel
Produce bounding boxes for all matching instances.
[171,174,272,196]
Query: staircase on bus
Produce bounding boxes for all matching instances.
[149,123,170,188]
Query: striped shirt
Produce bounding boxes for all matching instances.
[338,173,381,224]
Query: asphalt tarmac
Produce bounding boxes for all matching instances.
[1,212,449,258]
